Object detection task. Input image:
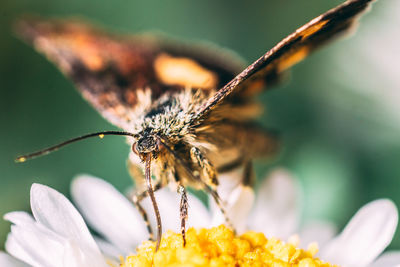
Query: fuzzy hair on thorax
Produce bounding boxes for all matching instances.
[126,87,212,146]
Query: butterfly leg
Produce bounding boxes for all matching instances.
[131,181,162,241]
[242,160,255,187]
[177,184,188,246]
[208,186,234,230]
[189,147,234,229]
[161,142,234,231]
[190,147,218,187]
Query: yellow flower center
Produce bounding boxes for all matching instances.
[119,225,336,267]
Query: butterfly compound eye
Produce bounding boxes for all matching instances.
[135,135,159,154]
[132,143,139,155]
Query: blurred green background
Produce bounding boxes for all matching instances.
[1,0,399,250]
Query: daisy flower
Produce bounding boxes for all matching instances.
[0,177,326,267]
[1,172,399,266]
[210,169,400,267]
[1,183,109,267]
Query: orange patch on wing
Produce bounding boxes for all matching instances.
[154,53,218,89]
[301,20,328,40]
[80,51,104,71]
[277,46,310,72]
[241,79,265,96]
[34,29,106,72]
[63,33,105,71]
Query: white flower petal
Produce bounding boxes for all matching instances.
[370,251,400,267]
[30,183,101,256]
[0,251,29,267]
[3,212,34,225]
[299,221,337,249]
[187,192,212,228]
[210,185,255,234]
[141,188,178,233]
[5,234,38,267]
[216,167,244,201]
[320,199,398,266]
[62,240,108,267]
[141,187,211,234]
[71,175,148,253]
[6,223,65,267]
[94,237,122,261]
[248,169,301,239]
[62,241,87,267]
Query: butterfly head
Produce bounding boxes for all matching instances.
[132,134,163,161]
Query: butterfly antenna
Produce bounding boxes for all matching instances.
[15,131,135,163]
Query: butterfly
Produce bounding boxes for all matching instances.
[15,0,376,250]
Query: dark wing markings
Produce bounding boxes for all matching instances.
[193,0,375,123]
[15,17,244,129]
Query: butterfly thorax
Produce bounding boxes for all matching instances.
[130,88,212,150]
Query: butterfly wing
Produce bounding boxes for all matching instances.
[15,17,245,130]
[193,0,376,122]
